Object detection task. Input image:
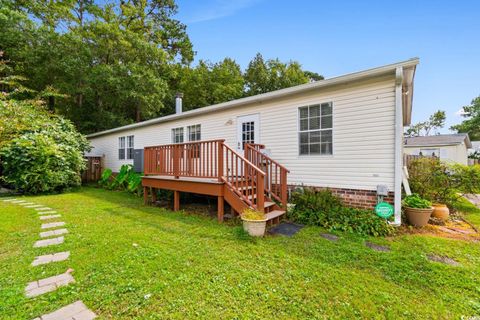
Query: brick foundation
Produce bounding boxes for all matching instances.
[288,185,394,210]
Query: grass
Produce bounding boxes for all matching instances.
[1,187,479,319]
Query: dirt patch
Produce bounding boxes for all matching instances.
[398,218,479,242]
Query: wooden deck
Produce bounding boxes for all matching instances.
[142,140,289,224]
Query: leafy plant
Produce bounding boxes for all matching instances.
[242,208,265,220]
[403,194,432,209]
[290,188,393,237]
[98,165,143,196]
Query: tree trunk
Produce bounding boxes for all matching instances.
[48,96,55,112]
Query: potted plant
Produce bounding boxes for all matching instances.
[403,194,433,227]
[431,203,450,221]
[241,208,267,237]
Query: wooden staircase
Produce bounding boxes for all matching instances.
[142,140,289,226]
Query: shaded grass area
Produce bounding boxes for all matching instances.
[456,196,480,228]
[0,187,479,319]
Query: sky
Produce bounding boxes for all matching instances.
[175,0,480,133]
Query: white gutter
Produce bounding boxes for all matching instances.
[87,58,419,139]
[393,67,404,226]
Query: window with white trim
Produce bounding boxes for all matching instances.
[187,124,201,142]
[126,135,134,160]
[172,127,184,144]
[118,136,126,160]
[298,102,333,155]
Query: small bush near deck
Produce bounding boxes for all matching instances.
[290,188,394,236]
[99,165,142,196]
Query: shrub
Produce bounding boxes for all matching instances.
[0,100,90,194]
[290,188,394,237]
[403,194,432,209]
[408,158,480,207]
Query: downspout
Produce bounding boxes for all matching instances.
[393,67,404,226]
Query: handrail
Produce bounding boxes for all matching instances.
[222,144,265,211]
[245,144,289,208]
[144,139,225,149]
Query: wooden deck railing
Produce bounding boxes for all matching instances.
[144,140,224,179]
[144,140,268,211]
[245,144,289,209]
[223,143,265,211]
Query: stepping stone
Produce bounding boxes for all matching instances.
[12,200,27,203]
[34,237,64,248]
[38,211,57,215]
[35,207,52,211]
[19,202,35,206]
[32,252,70,266]
[427,254,460,266]
[42,222,66,229]
[365,241,391,252]
[33,300,96,320]
[40,215,62,220]
[320,233,339,242]
[269,222,304,237]
[2,198,17,202]
[40,228,68,238]
[26,204,43,208]
[25,271,74,298]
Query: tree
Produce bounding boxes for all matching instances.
[405,110,446,137]
[244,53,323,96]
[451,96,480,140]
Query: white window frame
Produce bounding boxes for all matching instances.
[187,124,201,142]
[172,127,184,144]
[298,102,333,156]
[118,136,126,160]
[126,135,134,160]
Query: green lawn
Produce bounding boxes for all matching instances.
[1,187,479,319]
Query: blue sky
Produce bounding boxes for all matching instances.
[175,0,480,132]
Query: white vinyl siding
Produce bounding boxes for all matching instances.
[89,75,396,191]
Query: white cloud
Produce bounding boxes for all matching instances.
[185,0,261,23]
[455,108,466,116]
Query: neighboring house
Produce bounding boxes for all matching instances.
[470,141,480,154]
[87,58,419,225]
[404,134,472,165]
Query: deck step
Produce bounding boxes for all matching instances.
[265,210,285,221]
[265,201,275,208]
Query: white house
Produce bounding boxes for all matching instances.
[87,58,419,225]
[404,134,472,165]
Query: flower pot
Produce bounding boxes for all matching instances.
[405,207,433,227]
[242,218,267,237]
[432,204,450,221]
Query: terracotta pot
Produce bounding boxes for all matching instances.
[432,204,450,221]
[405,207,433,227]
[242,218,267,237]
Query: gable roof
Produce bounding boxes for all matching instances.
[404,134,472,148]
[86,58,419,139]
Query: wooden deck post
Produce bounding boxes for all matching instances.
[143,186,149,205]
[217,196,224,222]
[257,172,265,212]
[281,170,288,210]
[173,190,180,211]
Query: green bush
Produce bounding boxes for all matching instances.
[99,165,142,196]
[290,188,394,237]
[402,194,432,209]
[408,158,480,207]
[0,99,90,194]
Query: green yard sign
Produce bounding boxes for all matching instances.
[375,202,394,219]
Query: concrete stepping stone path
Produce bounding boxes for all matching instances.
[32,252,70,267]
[2,198,17,202]
[38,211,58,215]
[34,236,64,248]
[365,241,391,252]
[25,271,74,298]
[19,202,36,206]
[11,200,27,203]
[26,204,43,208]
[40,215,62,220]
[320,233,339,242]
[32,300,96,320]
[40,228,69,238]
[42,222,66,229]
[35,207,53,211]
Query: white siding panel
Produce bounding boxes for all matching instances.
[89,75,396,191]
